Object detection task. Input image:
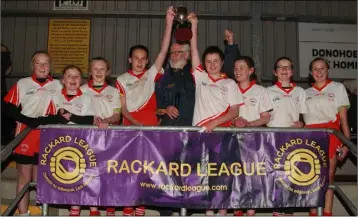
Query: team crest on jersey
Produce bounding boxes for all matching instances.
[328,93,335,98]
[26,91,35,95]
[220,86,228,96]
[105,94,113,100]
[273,96,281,102]
[250,98,257,105]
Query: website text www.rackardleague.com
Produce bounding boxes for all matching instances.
[140,182,228,192]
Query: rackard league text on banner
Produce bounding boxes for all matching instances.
[37,128,329,209]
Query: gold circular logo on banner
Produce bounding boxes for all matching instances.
[273,138,328,195]
[284,149,320,186]
[50,147,86,184]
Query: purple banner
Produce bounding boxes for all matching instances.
[37,128,329,209]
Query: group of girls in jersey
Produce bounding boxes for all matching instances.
[187,12,350,217]
[5,7,351,217]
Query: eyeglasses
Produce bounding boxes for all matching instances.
[276,66,293,71]
[170,51,185,55]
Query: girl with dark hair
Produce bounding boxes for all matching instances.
[304,57,350,216]
[188,12,243,216]
[115,7,174,129]
[231,56,273,216]
[115,7,175,216]
[266,57,307,216]
[232,56,272,129]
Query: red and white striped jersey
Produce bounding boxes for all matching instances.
[192,64,244,127]
[80,81,121,119]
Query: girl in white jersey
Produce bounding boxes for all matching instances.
[267,57,307,216]
[81,57,121,129]
[188,12,243,216]
[232,56,273,216]
[50,65,102,216]
[304,58,350,216]
[116,7,175,216]
[78,57,121,216]
[116,6,174,130]
[4,51,68,216]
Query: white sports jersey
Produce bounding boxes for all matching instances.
[192,65,244,126]
[52,89,95,124]
[267,82,307,127]
[304,80,350,125]
[4,75,62,118]
[115,65,164,112]
[80,81,121,119]
[238,81,273,122]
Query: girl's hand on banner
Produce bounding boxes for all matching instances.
[291,121,304,128]
[203,120,219,132]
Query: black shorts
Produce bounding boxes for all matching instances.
[12,153,39,165]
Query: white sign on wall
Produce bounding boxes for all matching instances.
[53,0,88,10]
[298,23,357,79]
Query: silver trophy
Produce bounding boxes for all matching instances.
[173,6,192,43]
[174,6,188,24]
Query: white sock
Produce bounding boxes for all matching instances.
[19,210,30,216]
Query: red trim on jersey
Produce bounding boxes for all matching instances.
[154,73,163,82]
[128,69,147,79]
[193,64,204,73]
[239,80,256,94]
[61,88,83,101]
[188,68,196,85]
[208,73,227,83]
[312,79,333,92]
[4,84,20,106]
[275,81,297,94]
[31,74,54,87]
[88,80,108,93]
[135,92,156,112]
[196,106,231,127]
[122,93,159,126]
[115,80,126,96]
[46,101,57,115]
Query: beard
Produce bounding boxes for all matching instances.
[169,59,187,69]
